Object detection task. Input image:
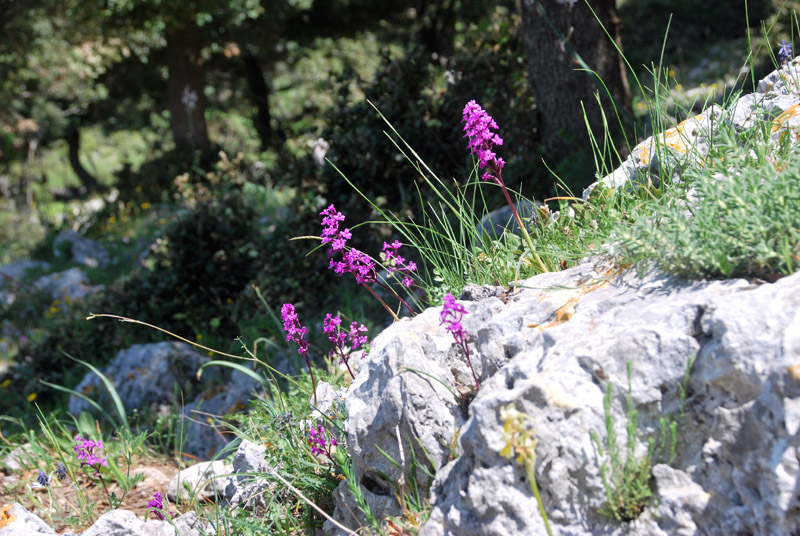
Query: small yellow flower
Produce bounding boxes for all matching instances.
[668,69,676,77]
[499,403,538,465]
[27,393,37,402]
[225,298,233,304]
[135,185,143,192]
[140,202,151,210]
[1,379,11,388]
[109,216,116,223]
[196,334,203,341]
[207,351,214,357]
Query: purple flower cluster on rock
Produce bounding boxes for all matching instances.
[382,240,417,288]
[307,424,337,458]
[280,303,309,357]
[440,293,480,389]
[147,491,174,520]
[324,313,370,379]
[74,435,107,468]
[462,100,505,182]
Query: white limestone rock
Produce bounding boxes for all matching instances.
[168,460,232,503]
[223,439,275,510]
[79,509,211,536]
[0,503,55,535]
[325,256,800,535]
[584,56,800,199]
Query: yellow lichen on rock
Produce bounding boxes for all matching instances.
[635,112,708,166]
[788,363,800,383]
[0,504,16,528]
[771,103,800,146]
[771,103,800,132]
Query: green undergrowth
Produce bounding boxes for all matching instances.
[611,125,800,279]
[591,358,693,521]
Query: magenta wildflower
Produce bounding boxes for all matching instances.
[319,205,418,319]
[462,100,506,182]
[440,293,479,389]
[330,248,377,285]
[147,491,174,520]
[74,435,107,469]
[148,491,165,520]
[320,204,351,252]
[307,424,338,458]
[74,435,113,501]
[461,101,548,273]
[281,303,309,357]
[320,206,376,284]
[281,303,317,405]
[324,313,370,379]
[382,240,417,288]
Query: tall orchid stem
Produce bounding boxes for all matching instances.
[375,280,416,317]
[304,353,318,407]
[95,470,112,506]
[493,173,549,274]
[459,336,480,389]
[336,349,356,380]
[363,284,401,322]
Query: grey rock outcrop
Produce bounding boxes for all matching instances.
[34,267,103,303]
[69,342,263,459]
[78,509,210,536]
[326,307,471,530]
[0,503,55,535]
[180,369,263,459]
[0,260,49,284]
[583,56,800,199]
[168,460,232,503]
[477,200,539,238]
[223,439,275,510]
[327,257,800,535]
[68,342,211,418]
[53,230,110,268]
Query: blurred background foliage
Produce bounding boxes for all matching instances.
[0,0,796,417]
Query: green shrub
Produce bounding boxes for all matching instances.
[293,8,542,234]
[612,126,800,280]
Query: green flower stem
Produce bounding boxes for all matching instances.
[526,460,553,536]
[495,178,549,273]
[363,284,401,322]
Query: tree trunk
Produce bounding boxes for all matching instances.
[242,53,275,150]
[165,18,210,153]
[520,0,632,163]
[65,127,99,194]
